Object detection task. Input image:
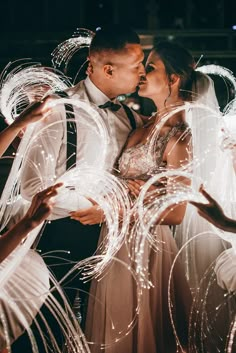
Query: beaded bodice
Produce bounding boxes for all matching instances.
[118,122,189,179]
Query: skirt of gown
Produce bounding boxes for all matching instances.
[189,254,236,352]
[85,224,192,353]
[175,204,230,293]
[0,250,50,350]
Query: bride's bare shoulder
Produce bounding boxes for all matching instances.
[125,115,156,149]
[125,126,146,148]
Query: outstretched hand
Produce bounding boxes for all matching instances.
[70,198,105,225]
[0,96,54,157]
[14,96,53,129]
[0,183,63,262]
[22,182,63,230]
[189,185,228,230]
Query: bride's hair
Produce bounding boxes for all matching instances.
[153,41,196,101]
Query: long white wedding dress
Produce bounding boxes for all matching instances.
[85,122,192,353]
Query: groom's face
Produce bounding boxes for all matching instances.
[100,44,145,96]
[106,44,145,96]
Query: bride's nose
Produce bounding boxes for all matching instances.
[139,63,146,76]
[139,75,147,84]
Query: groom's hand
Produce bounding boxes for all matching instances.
[69,199,105,225]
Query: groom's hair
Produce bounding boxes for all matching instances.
[89,24,140,54]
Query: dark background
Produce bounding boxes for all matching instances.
[0,0,235,191]
[0,0,235,115]
[0,0,235,70]
[0,0,235,127]
[0,0,235,32]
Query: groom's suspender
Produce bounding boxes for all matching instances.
[55,92,136,170]
[55,91,77,170]
[121,102,136,131]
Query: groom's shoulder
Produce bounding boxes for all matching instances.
[65,80,87,99]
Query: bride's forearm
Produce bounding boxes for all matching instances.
[155,203,187,226]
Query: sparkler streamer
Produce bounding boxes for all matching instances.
[197,64,236,93]
[0,100,109,230]
[0,99,109,351]
[134,170,236,351]
[0,246,91,353]
[1,58,236,351]
[0,60,72,124]
[50,167,132,279]
[51,28,94,73]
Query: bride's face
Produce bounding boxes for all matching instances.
[138,51,170,103]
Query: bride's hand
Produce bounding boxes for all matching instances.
[127,179,158,198]
[127,180,145,198]
[69,198,105,225]
[127,180,167,206]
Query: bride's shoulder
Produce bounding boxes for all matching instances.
[126,126,145,146]
[170,124,191,147]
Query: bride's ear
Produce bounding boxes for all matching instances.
[169,74,180,87]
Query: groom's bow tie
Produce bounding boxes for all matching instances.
[99,101,121,111]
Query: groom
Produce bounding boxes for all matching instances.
[20,24,145,311]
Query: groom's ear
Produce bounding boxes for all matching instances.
[104,65,113,78]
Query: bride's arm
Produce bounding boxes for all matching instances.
[127,134,191,225]
[156,134,191,225]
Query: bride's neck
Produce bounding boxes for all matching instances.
[153,94,183,113]
[154,99,185,126]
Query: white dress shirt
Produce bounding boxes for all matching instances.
[20,77,142,218]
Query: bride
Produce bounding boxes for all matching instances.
[82,41,199,353]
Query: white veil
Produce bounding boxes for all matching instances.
[175,71,230,291]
